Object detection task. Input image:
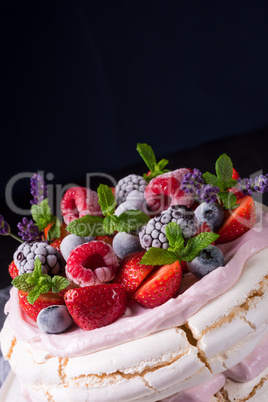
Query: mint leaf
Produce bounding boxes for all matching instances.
[31,199,52,230]
[202,172,220,188]
[157,159,169,171]
[137,143,156,173]
[66,215,106,237]
[140,247,178,265]
[12,273,34,292]
[116,210,150,232]
[97,184,116,216]
[218,191,238,210]
[27,285,43,305]
[26,257,42,284]
[225,178,238,189]
[215,154,233,185]
[165,222,184,254]
[103,215,119,235]
[51,276,70,293]
[180,232,219,261]
[46,216,61,242]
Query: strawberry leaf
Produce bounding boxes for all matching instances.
[97,184,116,216]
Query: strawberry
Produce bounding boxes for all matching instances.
[50,238,63,252]
[18,291,65,322]
[133,260,182,308]
[232,168,240,180]
[8,261,19,279]
[95,235,114,246]
[216,195,256,244]
[64,284,128,330]
[113,251,156,297]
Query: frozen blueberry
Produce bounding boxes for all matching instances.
[112,232,143,259]
[60,234,95,261]
[187,245,224,279]
[194,203,224,232]
[37,305,73,334]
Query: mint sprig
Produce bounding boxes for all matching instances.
[12,258,70,305]
[140,222,219,266]
[66,184,150,237]
[137,143,169,182]
[203,153,238,210]
[31,198,61,241]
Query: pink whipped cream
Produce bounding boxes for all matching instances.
[5,204,268,359]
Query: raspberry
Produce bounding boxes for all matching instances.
[139,205,198,250]
[115,174,147,205]
[13,241,64,275]
[144,169,194,214]
[66,240,119,287]
[61,187,102,225]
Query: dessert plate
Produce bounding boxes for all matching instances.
[0,371,20,402]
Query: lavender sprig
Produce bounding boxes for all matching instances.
[238,174,268,196]
[30,173,48,205]
[196,184,220,203]
[17,217,42,242]
[0,215,23,243]
[181,169,220,203]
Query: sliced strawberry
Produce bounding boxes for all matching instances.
[113,251,156,297]
[50,238,63,252]
[133,260,182,308]
[216,195,256,244]
[232,168,240,180]
[8,261,19,279]
[64,284,128,330]
[18,291,65,322]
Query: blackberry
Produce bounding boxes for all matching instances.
[139,205,198,250]
[14,241,63,275]
[115,174,147,205]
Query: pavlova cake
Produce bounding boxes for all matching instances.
[1,144,268,401]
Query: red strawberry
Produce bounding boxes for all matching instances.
[133,260,182,308]
[113,251,156,297]
[216,195,256,244]
[64,284,128,330]
[95,235,114,246]
[232,168,240,180]
[50,238,63,252]
[18,291,65,322]
[8,261,19,279]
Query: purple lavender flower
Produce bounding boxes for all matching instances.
[0,215,11,235]
[238,174,268,196]
[181,170,219,203]
[17,217,42,242]
[196,184,220,203]
[30,173,48,205]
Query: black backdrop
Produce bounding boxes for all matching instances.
[1,0,268,286]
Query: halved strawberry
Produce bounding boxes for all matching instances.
[113,251,156,297]
[8,261,19,279]
[64,284,128,330]
[50,238,63,252]
[133,260,182,308]
[18,291,65,322]
[232,168,240,180]
[216,195,256,244]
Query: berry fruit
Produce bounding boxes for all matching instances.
[113,251,155,296]
[133,260,182,308]
[8,261,19,279]
[194,203,225,232]
[216,196,256,243]
[18,291,65,322]
[64,284,128,330]
[187,245,224,279]
[115,174,148,206]
[61,186,102,225]
[60,234,95,261]
[144,169,194,214]
[139,205,198,250]
[37,305,73,334]
[66,240,119,286]
[112,232,143,259]
[13,241,63,275]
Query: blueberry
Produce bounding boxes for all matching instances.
[194,203,224,231]
[112,232,143,259]
[187,245,224,279]
[37,305,73,334]
[60,234,95,261]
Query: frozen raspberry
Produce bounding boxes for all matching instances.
[115,174,147,205]
[13,241,64,275]
[66,240,119,286]
[61,187,102,225]
[139,205,198,250]
[144,169,194,214]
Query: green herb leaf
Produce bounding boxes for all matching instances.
[157,159,169,171]
[137,143,157,173]
[116,210,150,232]
[66,215,106,237]
[46,216,61,242]
[103,215,119,235]
[140,247,178,265]
[180,232,219,261]
[97,184,116,216]
[215,153,233,184]
[51,276,70,294]
[31,199,52,230]
[12,273,34,292]
[202,172,220,188]
[165,222,184,254]
[218,191,238,210]
[27,285,43,305]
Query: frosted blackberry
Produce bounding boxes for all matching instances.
[13,241,63,275]
[115,174,147,205]
[139,205,198,250]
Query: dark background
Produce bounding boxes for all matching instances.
[1,0,268,287]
